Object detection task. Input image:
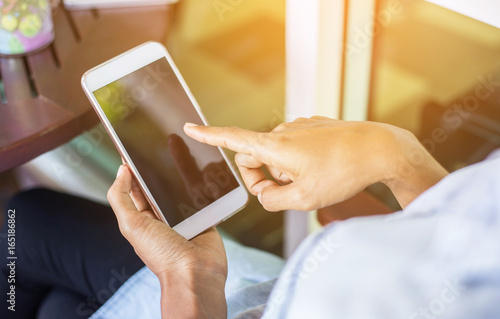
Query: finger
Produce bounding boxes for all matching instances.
[266,165,293,185]
[259,183,307,212]
[235,153,294,184]
[168,134,203,188]
[130,176,151,213]
[184,124,276,165]
[107,166,144,235]
[237,166,270,196]
[234,153,273,196]
[234,152,266,195]
[235,152,262,168]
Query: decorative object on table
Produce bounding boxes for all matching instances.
[64,0,177,10]
[0,0,54,56]
[0,4,173,174]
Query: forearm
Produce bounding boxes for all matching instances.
[159,270,227,319]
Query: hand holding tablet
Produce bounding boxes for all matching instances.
[82,42,248,239]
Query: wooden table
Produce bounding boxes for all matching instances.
[0,4,174,173]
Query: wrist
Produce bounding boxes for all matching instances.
[380,126,448,208]
[158,268,227,319]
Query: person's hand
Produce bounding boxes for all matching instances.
[184,117,448,211]
[107,165,227,318]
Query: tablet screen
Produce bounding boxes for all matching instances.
[93,57,238,227]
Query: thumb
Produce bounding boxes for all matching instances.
[107,166,143,236]
[258,183,306,212]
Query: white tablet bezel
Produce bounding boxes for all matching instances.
[81,42,248,240]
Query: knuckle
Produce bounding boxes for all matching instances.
[246,132,268,156]
[221,126,238,147]
[120,213,143,237]
[260,198,273,211]
[106,188,115,204]
[260,192,278,212]
[255,132,269,146]
[293,186,310,210]
[117,221,132,236]
[243,178,258,195]
[223,126,238,136]
[294,117,308,122]
[234,152,246,165]
[311,115,330,120]
[300,201,314,212]
[272,122,292,132]
[236,154,259,168]
[249,189,260,197]
[271,132,290,145]
[265,205,280,213]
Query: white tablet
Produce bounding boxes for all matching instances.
[81,42,248,240]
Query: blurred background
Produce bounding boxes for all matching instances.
[368,0,500,210]
[371,0,500,167]
[1,0,499,257]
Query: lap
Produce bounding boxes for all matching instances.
[0,188,144,318]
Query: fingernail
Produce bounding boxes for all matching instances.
[184,122,198,128]
[116,165,124,178]
[257,193,262,204]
